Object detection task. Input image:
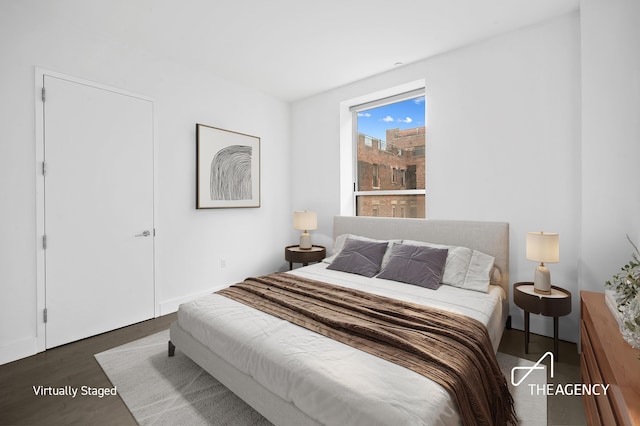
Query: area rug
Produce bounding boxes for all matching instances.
[96,330,546,425]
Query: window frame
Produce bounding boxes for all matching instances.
[351,88,426,217]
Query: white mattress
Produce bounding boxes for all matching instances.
[177,263,506,426]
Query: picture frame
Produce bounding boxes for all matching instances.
[196,124,261,209]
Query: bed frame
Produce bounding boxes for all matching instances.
[169,216,510,425]
[333,216,510,299]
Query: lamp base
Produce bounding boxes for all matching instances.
[299,232,312,250]
[533,264,552,294]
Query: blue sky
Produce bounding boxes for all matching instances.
[357,96,425,141]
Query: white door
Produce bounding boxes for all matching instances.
[43,75,155,348]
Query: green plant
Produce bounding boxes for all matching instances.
[606,235,640,305]
[605,235,640,353]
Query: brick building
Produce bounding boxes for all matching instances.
[356,126,426,218]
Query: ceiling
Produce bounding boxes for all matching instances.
[49,0,580,101]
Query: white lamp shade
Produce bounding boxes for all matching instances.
[293,211,317,231]
[526,232,559,263]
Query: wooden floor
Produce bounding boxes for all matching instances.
[0,313,176,426]
[498,328,587,426]
[1,314,586,425]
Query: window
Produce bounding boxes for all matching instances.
[352,89,426,218]
[372,164,379,188]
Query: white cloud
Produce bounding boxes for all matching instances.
[358,112,371,117]
[413,96,425,105]
[381,116,416,124]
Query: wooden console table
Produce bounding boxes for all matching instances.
[581,291,640,425]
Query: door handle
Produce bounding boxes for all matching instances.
[135,230,151,237]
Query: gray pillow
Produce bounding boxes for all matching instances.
[327,238,389,277]
[377,244,449,290]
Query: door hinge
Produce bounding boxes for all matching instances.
[42,161,47,176]
[43,234,47,250]
[43,308,48,323]
[41,87,46,102]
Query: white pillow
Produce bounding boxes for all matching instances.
[402,239,495,292]
[324,234,399,268]
[464,249,495,292]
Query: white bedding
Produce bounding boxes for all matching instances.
[177,263,506,426]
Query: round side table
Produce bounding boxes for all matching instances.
[285,245,326,270]
[513,281,571,359]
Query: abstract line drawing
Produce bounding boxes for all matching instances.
[210,145,252,200]
[196,124,260,209]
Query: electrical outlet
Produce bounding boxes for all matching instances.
[220,258,227,268]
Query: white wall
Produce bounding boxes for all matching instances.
[0,1,292,364]
[580,0,640,292]
[292,13,582,342]
[426,14,582,340]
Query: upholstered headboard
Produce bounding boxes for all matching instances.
[333,216,510,298]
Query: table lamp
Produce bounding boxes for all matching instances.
[293,211,317,250]
[526,231,559,294]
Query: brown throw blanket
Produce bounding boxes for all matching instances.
[218,272,517,426]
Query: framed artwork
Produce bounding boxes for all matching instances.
[196,124,260,209]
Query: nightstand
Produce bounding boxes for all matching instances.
[513,282,571,359]
[285,245,326,270]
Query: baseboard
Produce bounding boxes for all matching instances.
[158,287,221,316]
[0,336,39,366]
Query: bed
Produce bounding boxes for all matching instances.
[169,216,512,425]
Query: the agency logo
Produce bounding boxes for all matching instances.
[511,351,554,387]
[511,351,609,396]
